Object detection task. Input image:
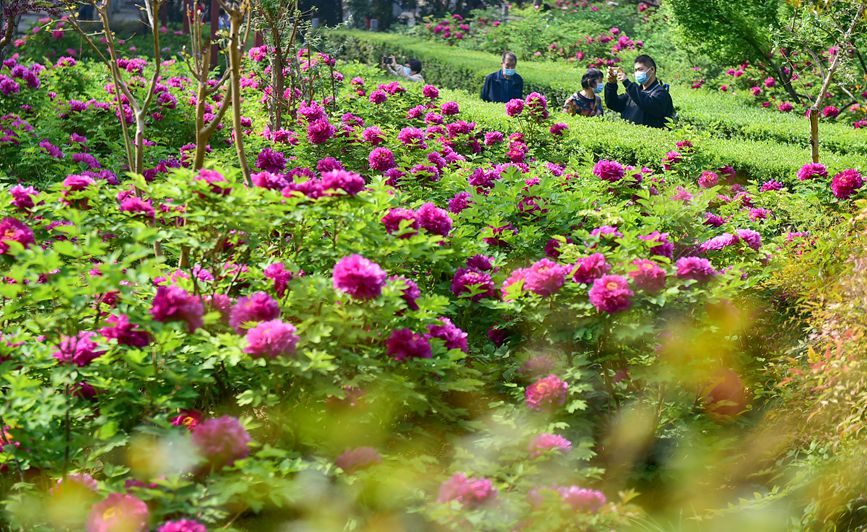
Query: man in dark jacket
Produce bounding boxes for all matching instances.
[481,52,524,103]
[604,54,674,128]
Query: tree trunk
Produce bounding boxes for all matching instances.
[228,10,251,185]
[809,108,820,163]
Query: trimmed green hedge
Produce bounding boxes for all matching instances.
[324,30,867,162]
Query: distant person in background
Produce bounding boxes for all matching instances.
[604,54,675,128]
[384,56,424,82]
[481,52,523,103]
[563,68,604,116]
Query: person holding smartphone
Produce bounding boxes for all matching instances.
[383,55,424,82]
[604,55,675,128]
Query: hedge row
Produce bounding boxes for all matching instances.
[324,30,867,160]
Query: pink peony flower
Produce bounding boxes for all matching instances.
[698,171,718,189]
[760,180,783,192]
[307,118,335,144]
[243,319,299,359]
[451,269,495,301]
[335,447,382,473]
[191,416,251,469]
[385,328,432,361]
[195,168,232,195]
[321,169,365,196]
[628,259,666,292]
[505,98,525,117]
[171,409,203,430]
[256,147,286,173]
[588,275,633,313]
[390,275,421,310]
[528,433,572,457]
[525,374,568,411]
[736,229,762,250]
[151,286,205,332]
[797,162,827,181]
[264,262,293,297]
[522,258,569,296]
[831,168,863,199]
[52,473,98,495]
[119,196,155,219]
[87,493,149,532]
[52,331,105,367]
[157,520,208,532]
[381,208,419,237]
[441,101,460,115]
[0,217,35,254]
[437,473,497,507]
[416,202,452,236]
[572,253,611,284]
[397,127,425,148]
[422,84,439,99]
[333,255,387,300]
[558,486,607,512]
[700,233,739,252]
[639,231,674,258]
[229,292,280,333]
[361,126,385,145]
[676,256,716,283]
[368,89,388,104]
[592,159,624,182]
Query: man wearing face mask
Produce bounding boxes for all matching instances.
[604,55,675,128]
[384,56,424,82]
[563,68,604,116]
[481,52,524,103]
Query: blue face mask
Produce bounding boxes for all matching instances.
[594,82,604,94]
[503,68,516,77]
[635,70,649,84]
[402,66,412,77]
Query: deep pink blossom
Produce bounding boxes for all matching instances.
[438,473,497,507]
[525,374,568,411]
[191,416,251,469]
[244,319,299,358]
[831,169,863,199]
[333,255,387,300]
[386,328,432,361]
[87,493,149,532]
[676,257,716,283]
[588,275,633,313]
[0,217,35,254]
[229,292,280,333]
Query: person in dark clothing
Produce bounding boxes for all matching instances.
[481,52,524,103]
[563,68,604,117]
[604,55,675,128]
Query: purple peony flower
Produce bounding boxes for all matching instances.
[100,314,152,347]
[423,84,439,99]
[700,233,739,253]
[397,127,425,148]
[760,180,784,192]
[416,202,452,236]
[427,317,468,352]
[440,101,460,115]
[381,208,419,237]
[525,374,568,411]
[0,217,35,254]
[797,162,827,181]
[390,275,421,310]
[243,319,299,358]
[549,122,568,136]
[361,126,385,145]
[451,268,496,301]
[333,255,387,300]
[438,473,497,507]
[736,229,762,250]
[307,118,336,144]
[505,98,525,117]
[256,147,286,173]
[87,493,149,532]
[316,157,344,173]
[229,292,280,333]
[588,275,633,313]
[191,416,251,469]
[639,231,674,258]
[9,185,38,210]
[593,159,625,182]
[368,147,395,172]
[676,256,716,283]
[369,89,388,104]
[628,259,666,293]
[448,191,472,213]
[386,328,432,361]
[572,253,611,284]
[150,285,204,332]
[831,168,863,199]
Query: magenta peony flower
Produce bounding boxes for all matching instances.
[251,171,288,190]
[797,162,827,181]
[243,319,299,359]
[523,258,569,297]
[639,231,674,258]
[87,493,149,532]
[229,291,280,333]
[0,217,35,254]
[545,237,572,259]
[676,256,716,283]
[484,131,504,145]
[700,232,739,252]
[100,314,152,347]
[778,101,793,112]
[437,473,497,507]
[307,118,335,144]
[195,168,231,195]
[448,191,472,213]
[549,122,568,136]
[698,171,718,188]
[427,317,468,352]
[333,254,387,300]
[368,89,388,104]
[171,409,203,430]
[335,447,382,473]
[381,208,419,237]
[157,520,207,532]
[368,147,395,172]
[592,159,624,182]
[760,180,783,192]
[264,262,293,298]
[361,126,385,145]
[256,147,286,173]
[53,331,105,367]
[416,202,452,236]
[386,328,432,361]
[525,374,568,411]
[151,286,204,332]
[119,196,155,219]
[505,98,525,117]
[528,433,572,457]
[441,101,460,115]
[422,84,439,99]
[588,275,633,313]
[628,259,666,293]
[191,416,251,469]
[451,268,495,301]
[9,185,38,210]
[397,127,425,148]
[831,168,863,199]
[321,169,365,196]
[572,253,611,284]
[558,486,607,512]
